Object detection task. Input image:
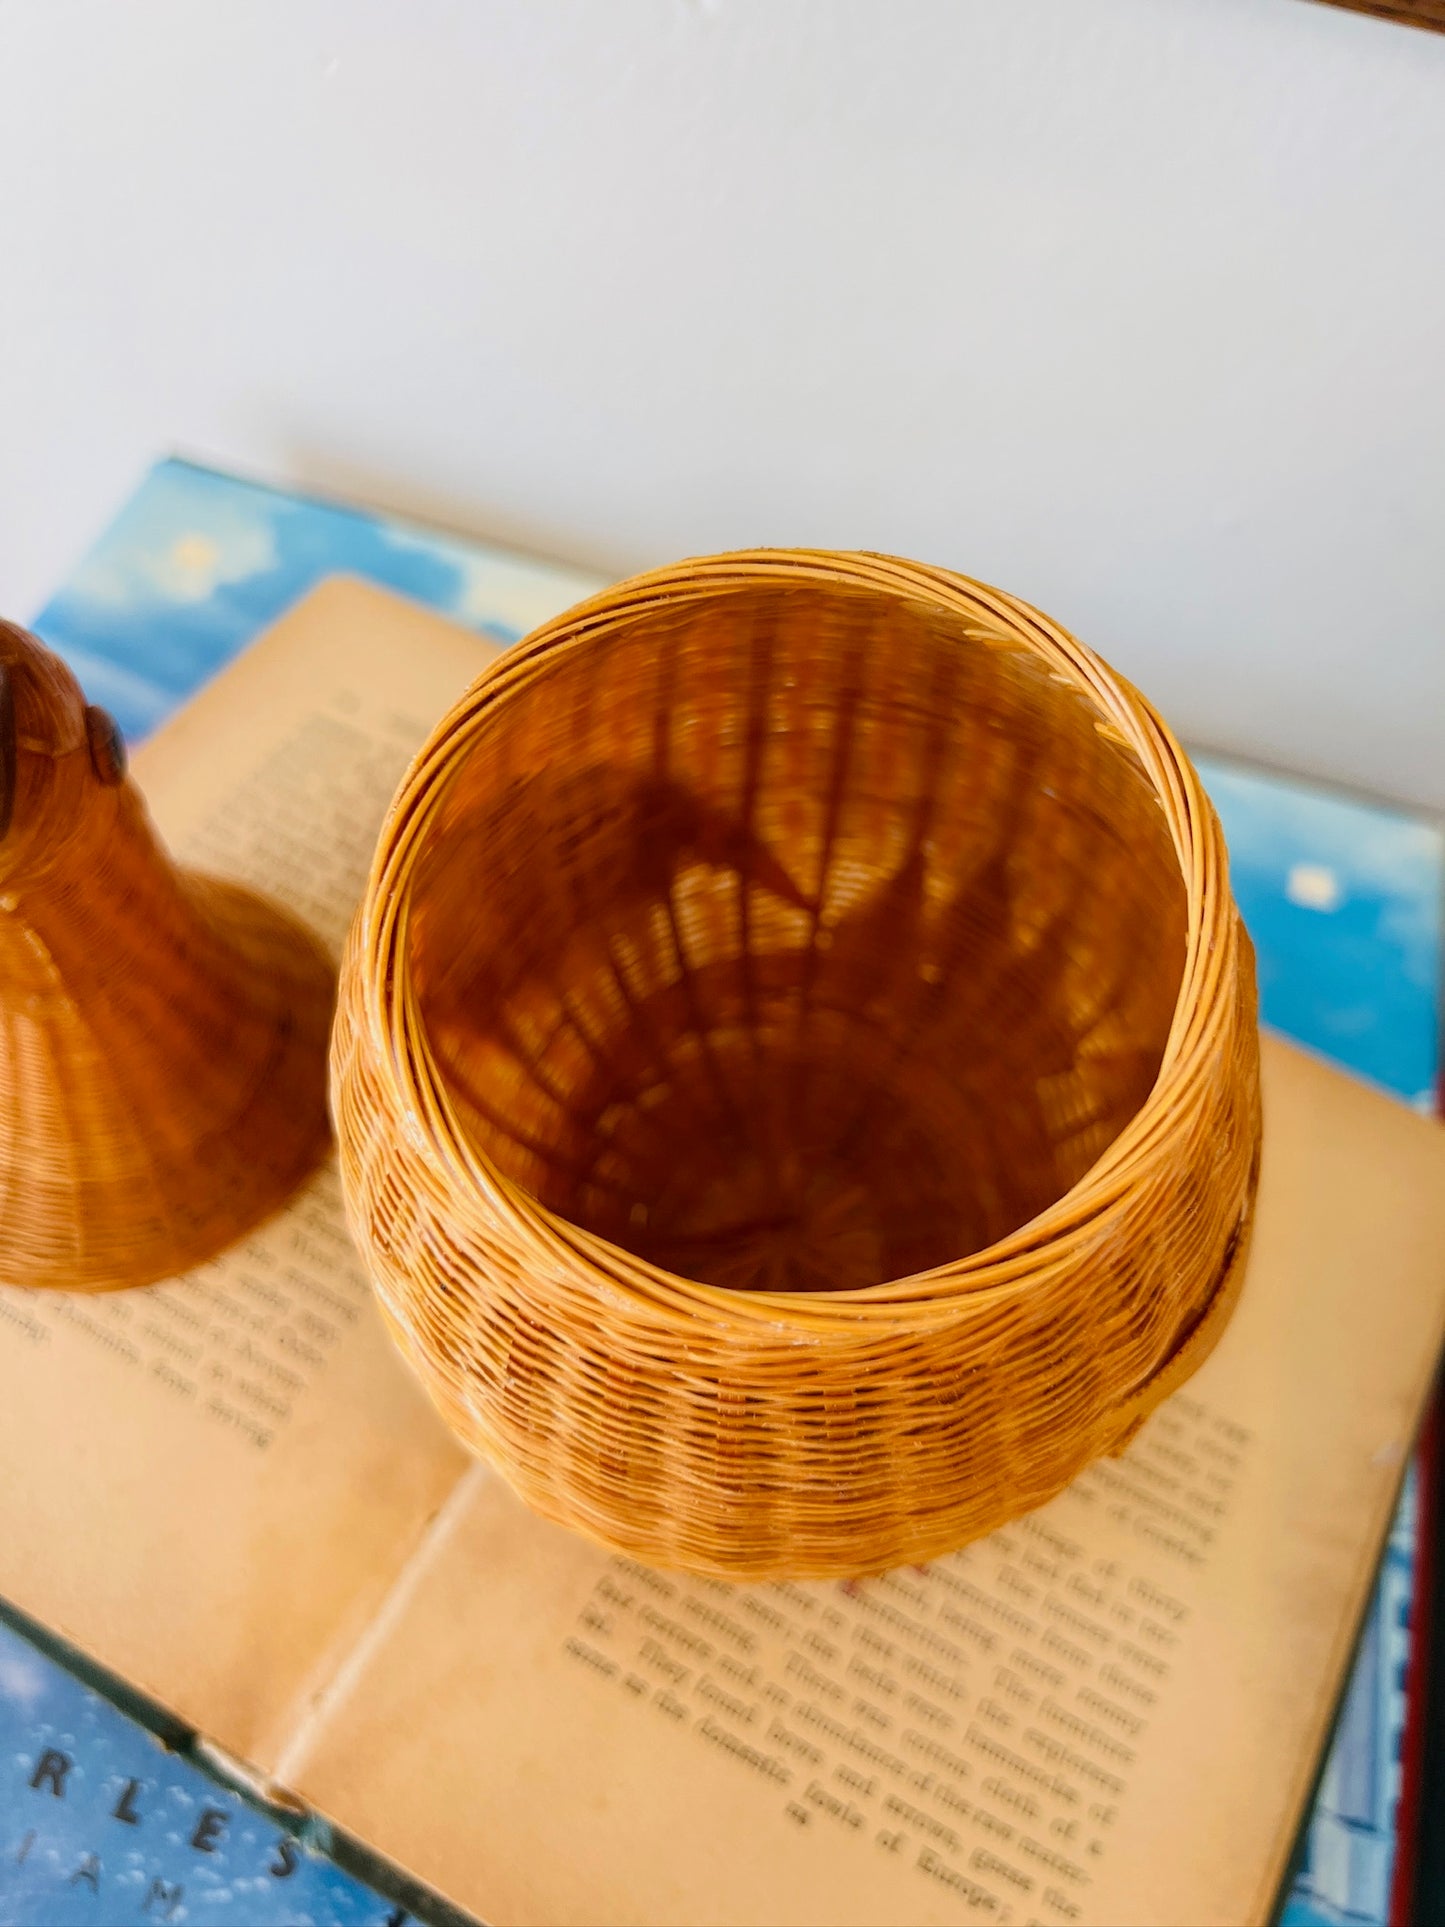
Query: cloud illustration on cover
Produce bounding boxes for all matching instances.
[32,458,602,744]
[1197,754,1442,1107]
[0,1637,48,1712]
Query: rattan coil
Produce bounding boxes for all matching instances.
[333,551,1261,1580]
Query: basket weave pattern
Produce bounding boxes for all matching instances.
[333,552,1260,1579]
[0,620,334,1292]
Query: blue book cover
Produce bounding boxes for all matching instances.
[2,459,1439,1927]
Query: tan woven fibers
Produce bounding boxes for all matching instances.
[0,620,334,1292]
[333,552,1261,1579]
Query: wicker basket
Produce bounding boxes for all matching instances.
[0,619,334,1292]
[333,551,1261,1579]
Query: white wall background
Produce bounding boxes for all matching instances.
[1,0,1441,805]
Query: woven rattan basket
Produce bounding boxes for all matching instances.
[0,619,334,1293]
[333,551,1261,1580]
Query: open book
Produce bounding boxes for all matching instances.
[1,577,1442,1927]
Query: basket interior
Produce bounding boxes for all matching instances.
[407,582,1188,1292]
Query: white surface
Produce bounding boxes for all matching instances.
[2,0,1442,806]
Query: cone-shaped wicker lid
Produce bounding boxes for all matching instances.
[0,620,335,1291]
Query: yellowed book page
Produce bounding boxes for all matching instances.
[0,577,493,1767]
[283,1037,1445,1927]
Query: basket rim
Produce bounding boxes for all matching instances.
[352,547,1246,1327]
